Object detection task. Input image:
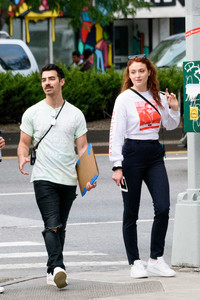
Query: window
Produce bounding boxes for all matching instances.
[114,26,128,56]
[0,44,31,70]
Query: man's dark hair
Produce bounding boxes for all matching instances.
[41,64,65,80]
[72,50,80,57]
[83,49,92,60]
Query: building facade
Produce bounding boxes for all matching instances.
[2,0,185,70]
[113,0,185,69]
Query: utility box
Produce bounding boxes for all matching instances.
[183,60,200,132]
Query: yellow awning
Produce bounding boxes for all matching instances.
[9,3,60,43]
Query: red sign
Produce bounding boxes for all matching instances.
[185,28,200,38]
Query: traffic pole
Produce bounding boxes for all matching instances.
[48,18,53,64]
[171,0,200,266]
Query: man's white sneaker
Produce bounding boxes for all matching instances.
[47,272,68,287]
[147,257,176,277]
[47,273,56,286]
[0,286,5,293]
[130,260,148,278]
[53,267,68,288]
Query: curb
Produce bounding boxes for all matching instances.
[1,128,185,157]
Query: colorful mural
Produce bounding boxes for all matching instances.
[78,7,112,73]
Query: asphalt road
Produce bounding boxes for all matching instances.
[0,153,187,283]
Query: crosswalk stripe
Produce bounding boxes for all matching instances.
[0,261,128,270]
[0,192,34,196]
[0,251,107,259]
[0,241,43,247]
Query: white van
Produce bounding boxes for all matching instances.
[0,31,39,76]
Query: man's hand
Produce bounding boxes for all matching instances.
[0,137,5,150]
[18,156,30,175]
[17,131,32,175]
[86,181,97,191]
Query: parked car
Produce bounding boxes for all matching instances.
[0,31,39,76]
[148,33,185,68]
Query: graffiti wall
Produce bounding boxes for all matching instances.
[78,8,112,73]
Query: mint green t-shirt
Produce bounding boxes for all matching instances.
[20,100,87,185]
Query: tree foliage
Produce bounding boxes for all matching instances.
[65,0,151,30]
[0,0,151,30]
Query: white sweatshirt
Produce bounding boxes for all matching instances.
[109,89,180,167]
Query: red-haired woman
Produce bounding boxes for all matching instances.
[109,55,180,279]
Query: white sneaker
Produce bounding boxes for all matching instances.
[147,256,176,277]
[130,260,148,278]
[47,273,56,286]
[53,267,68,288]
[0,286,4,293]
[47,272,68,287]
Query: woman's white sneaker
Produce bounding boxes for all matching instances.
[0,286,5,293]
[147,256,176,277]
[130,260,148,278]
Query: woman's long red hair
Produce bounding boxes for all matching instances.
[121,57,162,107]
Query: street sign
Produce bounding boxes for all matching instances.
[183,60,200,132]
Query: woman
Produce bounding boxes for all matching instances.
[109,54,180,279]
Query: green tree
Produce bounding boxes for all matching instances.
[0,0,151,30]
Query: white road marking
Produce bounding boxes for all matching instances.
[0,217,175,229]
[0,261,127,270]
[0,251,107,259]
[0,241,43,247]
[67,218,174,226]
[165,157,187,160]
[0,192,34,196]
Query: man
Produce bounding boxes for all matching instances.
[17,64,96,289]
[0,135,5,294]
[72,50,83,67]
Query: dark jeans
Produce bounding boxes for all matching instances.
[122,139,169,264]
[33,180,77,274]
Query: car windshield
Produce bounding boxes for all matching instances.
[0,44,31,70]
[148,36,186,68]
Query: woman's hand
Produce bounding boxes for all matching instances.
[166,88,179,111]
[112,169,123,186]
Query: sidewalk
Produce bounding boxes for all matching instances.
[1,267,200,299]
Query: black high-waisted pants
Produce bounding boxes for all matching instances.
[122,139,169,265]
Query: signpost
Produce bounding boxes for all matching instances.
[172,0,200,266]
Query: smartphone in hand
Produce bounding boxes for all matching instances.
[120,176,128,192]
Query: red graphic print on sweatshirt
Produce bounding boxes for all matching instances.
[135,100,161,131]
